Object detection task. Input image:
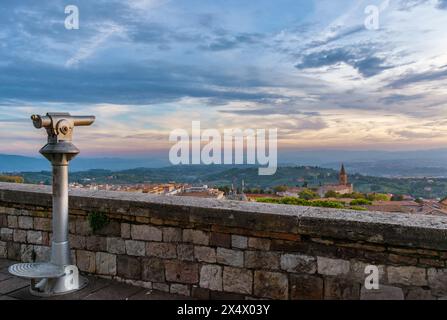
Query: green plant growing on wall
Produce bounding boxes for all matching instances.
[87,211,109,233]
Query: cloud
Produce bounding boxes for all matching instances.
[198,32,264,51]
[0,58,289,105]
[219,107,320,116]
[387,66,447,88]
[398,0,447,10]
[379,94,425,105]
[391,129,440,139]
[65,23,126,67]
[295,47,391,77]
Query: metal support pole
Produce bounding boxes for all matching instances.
[51,162,70,266]
[8,112,95,296]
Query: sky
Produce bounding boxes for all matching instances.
[0,0,446,157]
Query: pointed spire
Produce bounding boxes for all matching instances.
[339,163,348,185]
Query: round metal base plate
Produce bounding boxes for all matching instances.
[29,275,89,297]
[9,263,65,279]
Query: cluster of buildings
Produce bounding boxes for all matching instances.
[68,164,447,216]
[69,182,224,199]
[275,164,353,198]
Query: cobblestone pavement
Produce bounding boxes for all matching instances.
[0,259,193,300]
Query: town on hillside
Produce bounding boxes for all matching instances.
[2,164,446,216]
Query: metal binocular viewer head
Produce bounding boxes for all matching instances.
[31,113,95,164]
[31,112,95,143]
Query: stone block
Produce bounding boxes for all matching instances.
[210,232,231,248]
[200,265,222,291]
[117,255,141,280]
[106,237,126,255]
[0,228,13,241]
[13,229,27,243]
[177,244,194,261]
[183,229,209,245]
[245,251,280,270]
[324,278,360,300]
[7,216,18,228]
[76,250,96,273]
[232,235,248,249]
[0,241,6,258]
[290,274,324,300]
[75,219,92,236]
[21,244,34,262]
[170,284,190,296]
[216,248,244,267]
[85,235,107,251]
[41,232,50,246]
[419,258,444,268]
[18,216,33,229]
[427,268,447,296]
[125,240,146,256]
[131,224,162,241]
[360,285,404,300]
[27,230,43,244]
[7,242,20,260]
[405,288,434,300]
[163,227,182,242]
[248,237,271,250]
[254,271,288,300]
[69,235,86,249]
[165,260,199,284]
[33,245,50,262]
[96,252,117,275]
[387,266,427,286]
[280,254,316,274]
[317,257,350,276]
[223,267,252,295]
[33,217,51,231]
[121,223,131,239]
[141,257,165,282]
[388,253,418,265]
[146,242,177,259]
[95,221,121,237]
[194,246,216,263]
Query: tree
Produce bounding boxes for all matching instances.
[299,189,319,200]
[273,185,288,193]
[324,190,339,198]
[350,199,372,206]
[367,193,389,201]
[0,175,24,183]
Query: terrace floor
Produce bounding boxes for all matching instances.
[0,259,192,300]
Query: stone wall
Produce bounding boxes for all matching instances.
[1,182,447,300]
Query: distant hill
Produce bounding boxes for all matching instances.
[16,165,447,199]
[0,154,168,173]
[0,154,49,172]
[3,148,447,177]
